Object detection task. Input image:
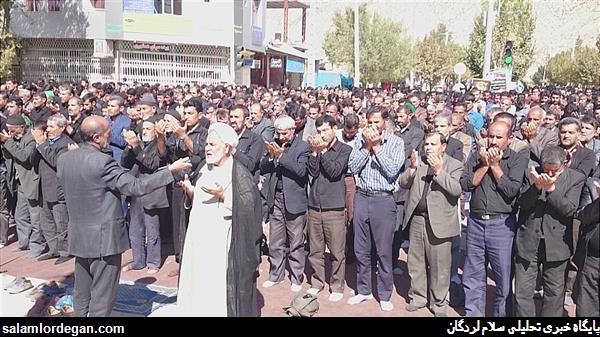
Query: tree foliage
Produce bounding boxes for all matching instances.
[322,5,415,85]
[0,0,18,79]
[531,65,545,86]
[415,24,463,87]
[546,51,574,86]
[544,38,600,86]
[465,0,536,80]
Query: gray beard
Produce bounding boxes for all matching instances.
[206,150,225,165]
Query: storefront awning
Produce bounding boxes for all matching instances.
[266,43,307,60]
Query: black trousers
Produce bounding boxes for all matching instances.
[575,255,599,317]
[514,241,569,317]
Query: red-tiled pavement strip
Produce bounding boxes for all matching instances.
[0,240,576,317]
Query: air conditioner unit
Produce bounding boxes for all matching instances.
[93,39,113,58]
[273,33,282,44]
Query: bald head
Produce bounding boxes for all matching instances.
[527,107,546,124]
[81,115,109,144]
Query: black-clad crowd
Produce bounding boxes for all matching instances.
[0,78,598,317]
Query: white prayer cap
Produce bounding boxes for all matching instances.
[208,122,239,149]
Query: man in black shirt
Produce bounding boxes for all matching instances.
[65,97,87,144]
[305,115,352,302]
[30,92,51,123]
[393,105,424,274]
[460,121,528,317]
[558,118,596,178]
[229,105,263,176]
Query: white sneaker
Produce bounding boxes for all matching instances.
[347,293,373,305]
[290,283,302,292]
[262,280,283,288]
[328,292,344,302]
[380,300,394,312]
[393,266,404,275]
[306,287,320,295]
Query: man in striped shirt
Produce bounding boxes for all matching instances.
[346,106,405,312]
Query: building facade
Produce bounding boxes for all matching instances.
[10,0,266,85]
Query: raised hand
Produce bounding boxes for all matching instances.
[177,174,194,198]
[123,130,139,148]
[155,120,166,138]
[170,119,185,138]
[479,147,490,167]
[427,153,443,174]
[369,126,382,146]
[409,149,419,170]
[0,130,11,143]
[487,148,503,166]
[168,157,192,173]
[307,135,319,153]
[538,172,558,192]
[244,117,254,129]
[265,142,275,159]
[521,121,539,140]
[201,182,225,202]
[271,141,284,159]
[530,166,543,190]
[31,128,47,145]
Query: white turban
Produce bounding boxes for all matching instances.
[208,122,239,149]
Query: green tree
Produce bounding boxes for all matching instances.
[0,0,18,79]
[322,5,415,85]
[465,11,486,78]
[573,46,600,86]
[531,65,545,86]
[465,0,536,80]
[544,38,600,86]
[546,50,574,85]
[416,24,463,87]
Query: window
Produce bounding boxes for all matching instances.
[91,0,105,9]
[154,0,182,15]
[25,0,41,11]
[48,0,60,11]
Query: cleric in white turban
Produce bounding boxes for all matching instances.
[207,122,239,153]
[161,121,262,317]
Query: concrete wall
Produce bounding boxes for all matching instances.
[10,0,241,48]
[242,0,266,53]
[121,0,234,47]
[11,0,98,39]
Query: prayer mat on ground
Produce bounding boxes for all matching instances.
[113,282,177,316]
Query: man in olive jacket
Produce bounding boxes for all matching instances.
[400,132,464,317]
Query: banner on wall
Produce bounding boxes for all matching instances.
[286,59,305,74]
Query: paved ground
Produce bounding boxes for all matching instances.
[0,230,576,317]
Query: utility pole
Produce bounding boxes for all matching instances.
[354,3,360,87]
[482,0,495,78]
[283,0,289,42]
